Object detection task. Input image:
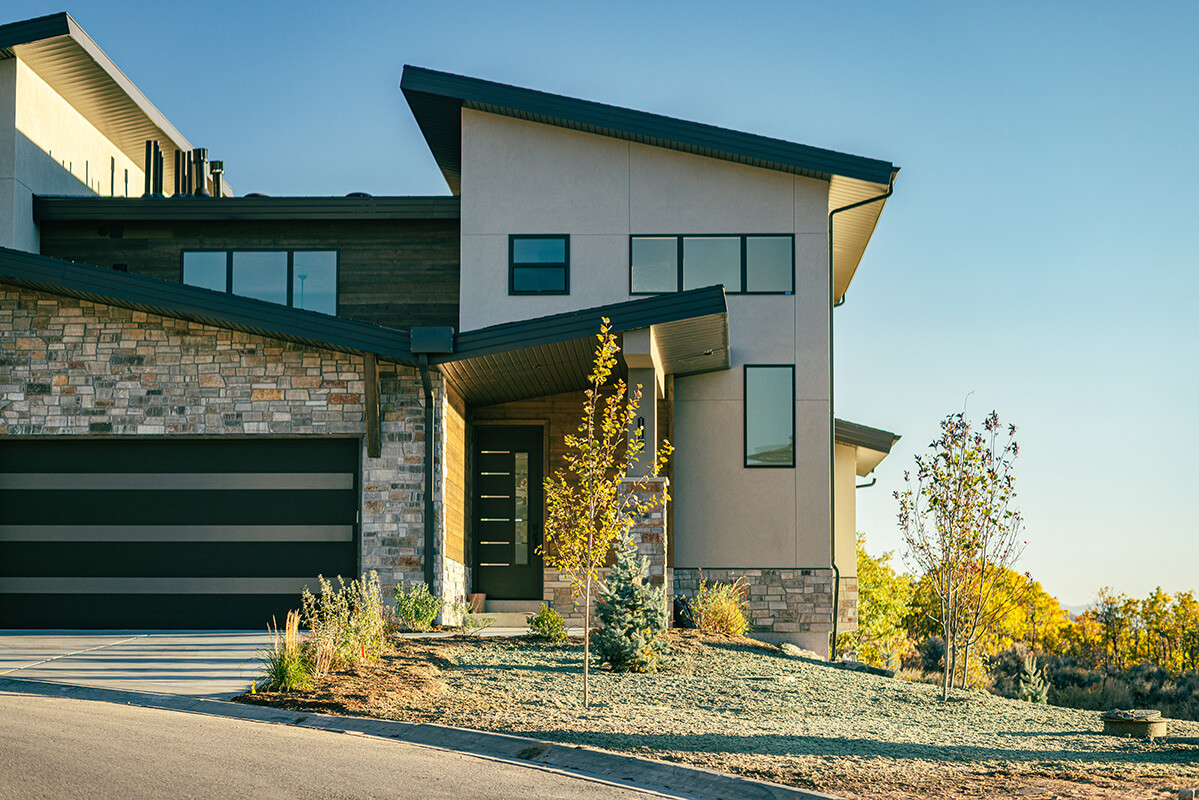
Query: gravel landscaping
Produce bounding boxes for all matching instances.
[237,631,1199,799]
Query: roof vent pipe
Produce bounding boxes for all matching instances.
[192,149,210,197]
[210,161,224,198]
[172,150,184,197]
[154,146,164,197]
[143,140,164,198]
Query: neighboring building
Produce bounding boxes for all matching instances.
[0,12,898,655]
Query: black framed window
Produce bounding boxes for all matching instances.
[510,235,569,295]
[630,234,793,295]
[182,250,338,315]
[744,365,795,468]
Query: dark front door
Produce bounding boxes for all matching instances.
[473,426,543,600]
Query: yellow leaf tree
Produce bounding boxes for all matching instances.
[541,318,672,708]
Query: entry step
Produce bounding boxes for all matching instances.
[481,600,540,628]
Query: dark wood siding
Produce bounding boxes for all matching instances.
[38,218,460,330]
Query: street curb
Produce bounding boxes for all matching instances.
[1,676,844,800]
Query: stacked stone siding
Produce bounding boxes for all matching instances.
[673,567,858,652]
[0,285,428,594]
[544,476,670,627]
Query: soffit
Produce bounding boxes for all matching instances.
[436,287,730,406]
[834,417,901,477]
[0,13,192,188]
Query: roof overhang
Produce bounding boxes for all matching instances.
[1,248,728,409]
[834,418,901,476]
[0,247,415,362]
[33,195,461,222]
[0,12,220,194]
[435,287,730,406]
[400,65,898,301]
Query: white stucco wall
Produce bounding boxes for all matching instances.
[459,109,837,570]
[1,58,144,252]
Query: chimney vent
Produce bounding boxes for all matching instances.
[192,148,211,197]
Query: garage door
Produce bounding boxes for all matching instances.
[0,439,358,629]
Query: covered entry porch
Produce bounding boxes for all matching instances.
[430,288,730,619]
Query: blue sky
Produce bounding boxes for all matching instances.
[10,1,1197,607]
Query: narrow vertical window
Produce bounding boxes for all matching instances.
[744,365,795,468]
[510,235,569,294]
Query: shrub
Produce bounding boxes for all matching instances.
[692,574,749,637]
[1017,653,1049,703]
[394,582,443,632]
[302,571,387,674]
[527,603,568,642]
[258,610,311,692]
[919,636,945,673]
[592,535,669,672]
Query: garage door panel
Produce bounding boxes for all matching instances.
[0,490,356,525]
[1,439,349,473]
[0,542,357,578]
[0,438,361,629]
[0,593,316,629]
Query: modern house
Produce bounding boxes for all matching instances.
[0,12,899,655]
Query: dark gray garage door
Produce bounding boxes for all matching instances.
[0,438,358,629]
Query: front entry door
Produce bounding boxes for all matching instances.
[473,426,543,599]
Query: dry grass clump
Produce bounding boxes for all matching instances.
[692,575,749,636]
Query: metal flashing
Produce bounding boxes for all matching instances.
[401,65,899,195]
[33,195,461,222]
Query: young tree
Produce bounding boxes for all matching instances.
[896,410,1024,698]
[541,318,671,707]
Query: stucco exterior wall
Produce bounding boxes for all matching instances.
[459,109,833,573]
[1,59,143,252]
[0,285,430,595]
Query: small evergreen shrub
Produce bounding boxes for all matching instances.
[592,535,668,672]
[394,582,443,632]
[258,610,311,691]
[692,574,749,637]
[527,603,568,642]
[301,571,387,673]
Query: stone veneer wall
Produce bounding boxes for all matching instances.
[672,567,859,657]
[545,477,670,627]
[0,285,429,595]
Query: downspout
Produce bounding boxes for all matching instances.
[418,355,436,591]
[827,173,895,660]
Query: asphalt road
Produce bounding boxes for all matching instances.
[0,693,672,800]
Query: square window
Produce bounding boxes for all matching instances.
[630,237,678,293]
[232,251,288,305]
[182,251,227,293]
[745,365,794,468]
[510,235,569,295]
[745,236,793,293]
[683,236,741,292]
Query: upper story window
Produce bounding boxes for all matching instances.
[744,364,795,468]
[182,250,338,315]
[630,235,793,295]
[510,235,569,295]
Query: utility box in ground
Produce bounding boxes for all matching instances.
[1100,709,1166,738]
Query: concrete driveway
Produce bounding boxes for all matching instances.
[0,631,270,699]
